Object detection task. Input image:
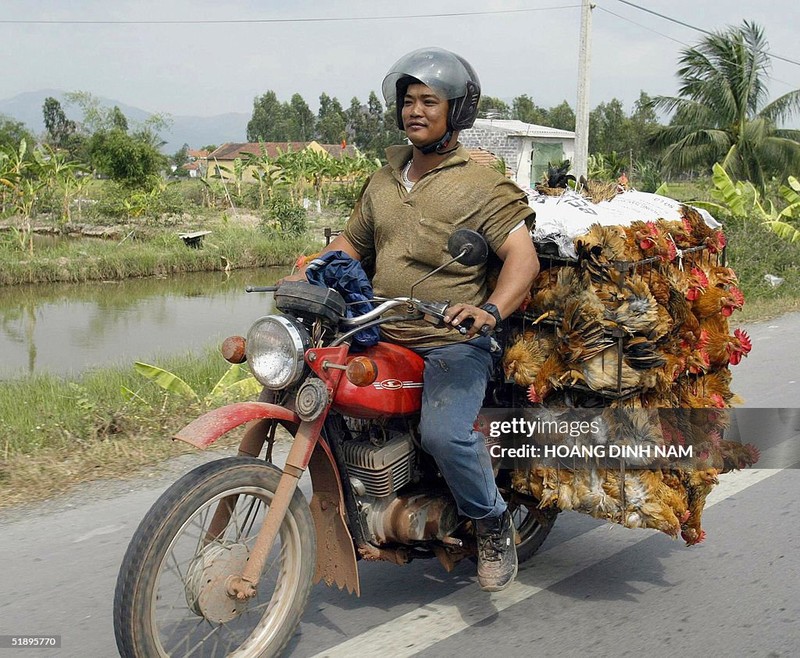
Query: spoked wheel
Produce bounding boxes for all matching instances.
[507,495,558,563]
[114,457,315,658]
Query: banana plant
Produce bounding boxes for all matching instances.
[131,361,262,406]
[693,163,800,243]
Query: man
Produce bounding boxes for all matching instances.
[289,47,539,591]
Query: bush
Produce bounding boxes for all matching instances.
[260,195,307,235]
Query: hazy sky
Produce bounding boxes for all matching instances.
[1,0,798,120]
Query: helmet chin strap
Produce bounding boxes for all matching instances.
[417,130,453,155]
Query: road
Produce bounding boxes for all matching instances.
[1,313,798,657]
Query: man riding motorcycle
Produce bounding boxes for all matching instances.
[288,46,539,591]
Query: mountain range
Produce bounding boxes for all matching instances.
[0,90,249,153]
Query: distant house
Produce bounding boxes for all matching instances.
[206,141,359,180]
[459,119,576,188]
[180,148,209,178]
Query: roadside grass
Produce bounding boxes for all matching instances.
[0,348,248,508]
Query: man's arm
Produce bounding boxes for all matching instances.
[444,227,538,334]
[486,227,540,318]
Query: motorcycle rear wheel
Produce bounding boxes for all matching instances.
[114,456,315,658]
[508,499,558,564]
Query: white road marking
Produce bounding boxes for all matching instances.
[310,438,793,658]
[72,523,126,543]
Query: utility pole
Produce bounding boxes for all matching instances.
[574,0,593,180]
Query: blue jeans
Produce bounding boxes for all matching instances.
[415,336,506,520]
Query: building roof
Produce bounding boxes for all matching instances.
[469,119,575,139]
[187,149,209,159]
[207,141,358,160]
[466,148,510,176]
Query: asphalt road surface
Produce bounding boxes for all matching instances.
[1,313,798,657]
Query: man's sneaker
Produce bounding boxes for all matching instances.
[475,510,518,592]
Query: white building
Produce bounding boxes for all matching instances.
[459,119,576,189]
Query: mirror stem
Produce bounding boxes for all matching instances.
[409,246,469,300]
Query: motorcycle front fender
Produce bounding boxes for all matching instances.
[174,402,362,595]
[173,402,301,450]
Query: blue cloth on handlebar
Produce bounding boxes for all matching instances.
[305,251,380,347]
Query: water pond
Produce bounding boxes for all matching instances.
[0,267,290,380]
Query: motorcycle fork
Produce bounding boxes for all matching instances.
[225,413,326,600]
[226,345,349,600]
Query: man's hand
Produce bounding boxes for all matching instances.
[443,303,496,337]
[275,270,307,286]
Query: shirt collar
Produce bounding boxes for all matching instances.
[385,143,470,176]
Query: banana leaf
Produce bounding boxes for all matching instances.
[134,361,199,401]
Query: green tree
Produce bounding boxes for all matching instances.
[0,115,34,150]
[317,93,347,144]
[512,95,548,125]
[628,91,661,164]
[478,96,510,119]
[589,98,627,157]
[110,106,129,132]
[42,97,77,149]
[547,101,576,131]
[650,21,800,190]
[288,93,315,141]
[247,91,287,142]
[88,129,165,188]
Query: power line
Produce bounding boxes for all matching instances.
[613,0,800,69]
[596,6,691,48]
[0,5,580,25]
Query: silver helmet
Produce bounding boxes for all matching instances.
[382,47,481,133]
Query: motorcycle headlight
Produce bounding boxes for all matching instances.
[245,315,310,390]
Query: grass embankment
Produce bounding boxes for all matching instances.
[0,223,318,286]
[0,348,248,508]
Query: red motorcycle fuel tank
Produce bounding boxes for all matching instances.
[332,342,423,418]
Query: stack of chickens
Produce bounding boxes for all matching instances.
[504,205,758,545]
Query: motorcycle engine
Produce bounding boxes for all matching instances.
[341,431,459,545]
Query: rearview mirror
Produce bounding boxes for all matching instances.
[447,229,488,267]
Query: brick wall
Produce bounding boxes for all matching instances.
[459,127,522,174]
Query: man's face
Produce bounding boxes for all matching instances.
[401,83,449,148]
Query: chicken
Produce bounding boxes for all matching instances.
[705,265,739,289]
[526,352,569,404]
[575,223,629,265]
[557,289,615,363]
[692,285,745,319]
[502,328,556,386]
[679,205,716,247]
[694,370,742,406]
[623,220,677,262]
[624,336,667,371]
[700,314,753,369]
[573,346,643,392]
[604,274,661,337]
[530,266,580,320]
[659,218,695,249]
[717,440,760,472]
[684,267,710,301]
[681,468,719,545]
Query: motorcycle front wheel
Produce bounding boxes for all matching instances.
[114,456,315,658]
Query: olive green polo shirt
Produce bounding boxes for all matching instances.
[343,143,535,349]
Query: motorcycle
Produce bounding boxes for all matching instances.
[113,230,557,657]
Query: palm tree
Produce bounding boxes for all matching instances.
[651,21,800,190]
